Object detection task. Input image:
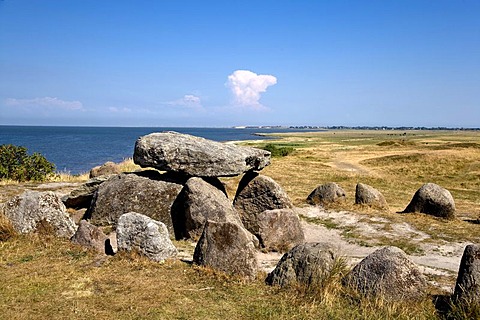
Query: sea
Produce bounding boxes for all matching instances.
[0,126,315,175]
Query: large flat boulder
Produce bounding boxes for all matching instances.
[171,177,242,240]
[193,220,258,279]
[88,172,184,234]
[401,183,455,219]
[62,176,110,209]
[133,131,271,177]
[2,190,76,238]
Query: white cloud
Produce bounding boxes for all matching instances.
[5,97,84,110]
[108,106,132,113]
[226,70,277,109]
[167,94,203,110]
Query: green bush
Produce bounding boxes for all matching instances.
[0,144,55,182]
[262,143,295,157]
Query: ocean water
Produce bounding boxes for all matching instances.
[0,126,309,175]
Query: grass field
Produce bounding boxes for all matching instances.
[1,129,479,319]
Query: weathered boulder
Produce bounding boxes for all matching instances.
[2,190,76,238]
[116,212,177,262]
[133,131,271,177]
[71,220,112,254]
[171,177,242,240]
[193,220,258,279]
[88,172,183,234]
[62,176,110,209]
[266,242,338,288]
[355,183,388,209]
[89,161,122,178]
[307,182,346,206]
[342,246,427,301]
[401,183,455,219]
[253,209,304,252]
[233,171,293,232]
[453,244,480,306]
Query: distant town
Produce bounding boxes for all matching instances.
[233,125,480,131]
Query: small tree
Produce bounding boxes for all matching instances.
[0,144,55,181]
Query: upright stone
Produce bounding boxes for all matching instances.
[342,246,427,301]
[355,183,388,209]
[233,171,293,232]
[71,220,110,254]
[401,183,455,219]
[193,220,258,279]
[171,177,242,240]
[454,244,480,306]
[2,190,76,238]
[88,172,183,233]
[116,212,177,262]
[133,131,271,177]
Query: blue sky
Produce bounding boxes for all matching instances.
[0,1,479,127]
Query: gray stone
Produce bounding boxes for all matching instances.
[307,182,346,206]
[71,220,111,254]
[171,177,241,240]
[355,183,388,209]
[255,209,305,252]
[266,242,337,288]
[116,212,177,262]
[88,172,183,234]
[133,131,271,177]
[342,246,427,301]
[2,190,76,238]
[193,220,258,279]
[62,176,110,209]
[454,244,480,306]
[401,183,455,219]
[89,161,122,178]
[233,171,293,233]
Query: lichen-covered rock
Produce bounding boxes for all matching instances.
[453,244,480,306]
[233,171,293,232]
[133,131,271,177]
[2,190,76,238]
[254,209,305,252]
[193,220,258,279]
[266,242,337,288]
[401,183,455,219]
[342,246,427,301]
[89,161,122,178]
[171,177,242,240]
[62,176,111,209]
[71,220,111,254]
[88,172,183,233]
[307,182,346,206]
[116,212,177,262]
[355,183,388,209]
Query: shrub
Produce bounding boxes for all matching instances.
[262,143,294,157]
[0,144,55,182]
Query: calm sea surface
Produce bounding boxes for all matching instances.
[0,126,316,174]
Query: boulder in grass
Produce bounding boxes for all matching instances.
[193,220,258,279]
[233,171,293,232]
[2,190,76,238]
[88,172,184,234]
[116,212,177,262]
[453,244,480,306]
[133,131,271,177]
[171,177,242,240]
[307,182,346,206]
[401,183,455,219]
[62,176,111,209]
[355,183,388,209]
[253,208,305,252]
[71,220,112,254]
[89,161,121,178]
[342,246,427,301]
[266,242,338,288]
